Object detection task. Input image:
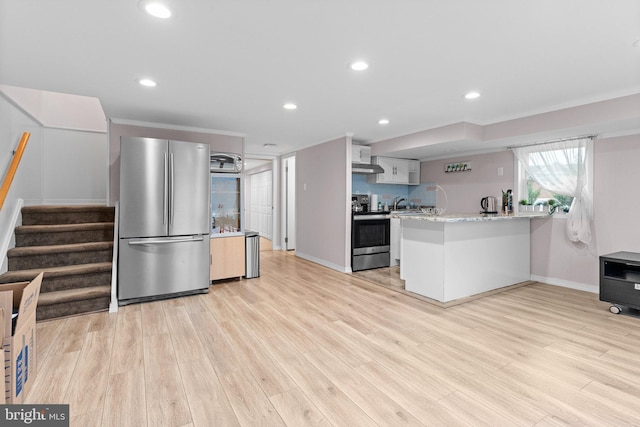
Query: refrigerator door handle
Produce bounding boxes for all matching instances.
[169,152,175,225]
[163,152,168,225]
[128,236,205,245]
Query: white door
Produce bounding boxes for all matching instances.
[250,170,273,239]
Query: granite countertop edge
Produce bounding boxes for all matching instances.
[396,213,548,222]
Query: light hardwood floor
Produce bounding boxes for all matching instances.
[26,250,640,426]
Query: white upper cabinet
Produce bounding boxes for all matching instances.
[352,145,372,164]
[367,156,420,185]
[408,159,420,185]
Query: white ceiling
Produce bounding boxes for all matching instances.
[1,0,639,159]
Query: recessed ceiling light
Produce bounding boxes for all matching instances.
[283,103,297,110]
[378,118,390,125]
[138,78,157,87]
[144,2,172,18]
[350,61,369,71]
[464,91,481,100]
[264,144,277,149]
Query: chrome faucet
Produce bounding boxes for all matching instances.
[393,197,406,210]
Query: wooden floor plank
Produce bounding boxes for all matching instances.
[304,346,424,426]
[178,358,240,427]
[25,351,80,404]
[24,250,640,426]
[101,369,147,427]
[64,328,114,417]
[220,367,286,427]
[163,305,208,364]
[109,310,143,375]
[269,387,331,427]
[140,299,170,336]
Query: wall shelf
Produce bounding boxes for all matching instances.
[444,161,471,173]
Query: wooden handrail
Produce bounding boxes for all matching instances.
[0,132,31,210]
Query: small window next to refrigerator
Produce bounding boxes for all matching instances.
[211,173,243,234]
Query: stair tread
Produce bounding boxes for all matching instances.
[8,241,113,256]
[16,222,115,234]
[0,262,112,283]
[38,285,111,306]
[22,205,114,213]
[10,205,115,320]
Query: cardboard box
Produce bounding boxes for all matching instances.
[0,272,42,404]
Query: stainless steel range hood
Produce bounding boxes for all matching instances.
[351,162,385,174]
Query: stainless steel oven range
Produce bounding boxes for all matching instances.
[352,210,391,272]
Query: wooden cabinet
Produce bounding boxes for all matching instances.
[210,235,245,281]
[367,156,420,185]
[600,251,640,313]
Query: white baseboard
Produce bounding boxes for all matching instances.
[0,199,23,274]
[295,251,350,273]
[109,202,119,312]
[530,274,598,294]
[41,199,108,205]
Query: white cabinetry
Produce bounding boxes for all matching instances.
[408,159,420,185]
[367,156,420,185]
[352,145,372,164]
[390,217,401,266]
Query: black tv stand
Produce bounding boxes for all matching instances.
[600,251,640,314]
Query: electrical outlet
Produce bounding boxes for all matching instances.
[497,167,504,176]
[635,283,640,290]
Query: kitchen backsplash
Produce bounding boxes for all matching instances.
[352,174,436,208]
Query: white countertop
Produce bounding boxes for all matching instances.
[396,213,548,222]
[210,231,245,238]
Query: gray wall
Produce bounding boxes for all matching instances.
[0,90,109,271]
[295,136,351,272]
[421,134,640,292]
[529,134,640,292]
[109,120,244,204]
[421,150,514,214]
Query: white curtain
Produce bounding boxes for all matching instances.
[512,137,594,245]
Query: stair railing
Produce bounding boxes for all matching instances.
[0,132,30,210]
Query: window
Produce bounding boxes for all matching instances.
[512,137,594,244]
[521,147,582,213]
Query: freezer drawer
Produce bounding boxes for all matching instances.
[118,235,209,303]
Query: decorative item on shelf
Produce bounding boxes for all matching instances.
[519,199,534,212]
[502,189,513,214]
[444,161,471,173]
[536,201,549,213]
[547,199,557,214]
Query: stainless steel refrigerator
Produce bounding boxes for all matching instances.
[118,137,210,305]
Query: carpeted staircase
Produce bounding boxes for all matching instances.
[0,205,115,320]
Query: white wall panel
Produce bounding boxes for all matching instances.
[42,128,108,204]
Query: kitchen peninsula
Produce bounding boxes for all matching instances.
[400,213,543,303]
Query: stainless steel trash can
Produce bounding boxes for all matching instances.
[245,231,260,278]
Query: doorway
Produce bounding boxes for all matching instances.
[250,169,273,240]
[244,158,274,249]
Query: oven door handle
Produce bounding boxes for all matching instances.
[354,215,389,220]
